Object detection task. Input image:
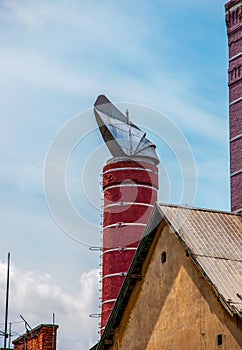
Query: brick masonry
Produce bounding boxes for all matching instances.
[225,0,242,215]
[101,159,158,332]
[12,324,58,350]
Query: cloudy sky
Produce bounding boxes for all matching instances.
[0,0,230,349]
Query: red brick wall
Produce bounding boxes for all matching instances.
[101,160,158,332]
[225,0,242,215]
[13,324,58,350]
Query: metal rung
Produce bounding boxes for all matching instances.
[89,246,102,251]
[89,313,101,318]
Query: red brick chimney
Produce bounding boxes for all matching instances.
[225,0,242,216]
[101,159,158,332]
[12,324,58,350]
[93,95,159,333]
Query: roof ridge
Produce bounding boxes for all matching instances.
[158,203,238,216]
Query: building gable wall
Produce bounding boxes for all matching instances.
[109,224,242,350]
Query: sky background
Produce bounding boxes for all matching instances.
[0,0,230,349]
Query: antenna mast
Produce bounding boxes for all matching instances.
[4,252,10,350]
[8,323,12,349]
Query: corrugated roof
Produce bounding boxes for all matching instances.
[158,204,242,316]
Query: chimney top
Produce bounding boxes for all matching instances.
[13,324,58,350]
[225,0,241,11]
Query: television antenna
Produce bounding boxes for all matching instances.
[20,315,32,333]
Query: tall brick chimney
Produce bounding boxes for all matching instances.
[12,324,58,350]
[94,95,159,333]
[101,159,158,332]
[225,0,242,216]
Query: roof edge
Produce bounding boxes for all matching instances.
[95,204,164,349]
[158,203,238,216]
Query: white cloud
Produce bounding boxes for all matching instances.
[2,0,154,59]
[0,261,99,349]
[0,48,94,96]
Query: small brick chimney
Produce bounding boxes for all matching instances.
[12,324,58,350]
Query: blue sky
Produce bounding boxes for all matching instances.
[0,0,230,348]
